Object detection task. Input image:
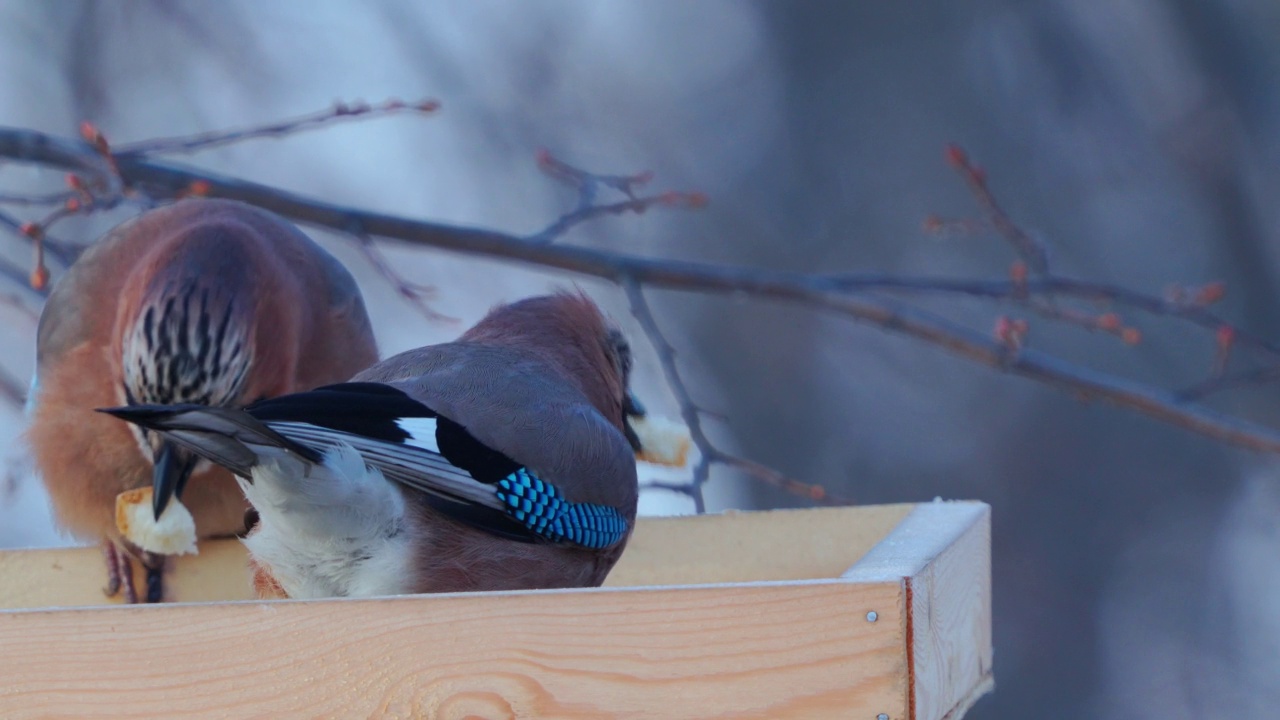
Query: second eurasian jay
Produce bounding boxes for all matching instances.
[102,292,644,598]
[26,198,378,603]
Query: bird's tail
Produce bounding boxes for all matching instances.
[97,404,322,478]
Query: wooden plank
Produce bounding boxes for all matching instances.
[843,500,993,720]
[610,503,914,586]
[0,538,254,609]
[0,579,908,720]
[0,504,914,610]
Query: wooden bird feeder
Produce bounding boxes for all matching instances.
[0,501,992,719]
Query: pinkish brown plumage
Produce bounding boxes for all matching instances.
[102,292,645,599]
[27,198,378,602]
[361,292,640,593]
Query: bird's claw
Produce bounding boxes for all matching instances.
[102,542,140,604]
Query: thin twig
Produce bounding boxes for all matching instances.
[0,208,81,268]
[527,151,704,244]
[946,144,1051,274]
[800,290,1280,453]
[825,274,1263,358]
[623,279,711,512]
[527,192,706,245]
[34,202,81,230]
[624,278,862,507]
[349,234,454,324]
[537,149,652,200]
[0,126,122,202]
[113,98,441,158]
[715,455,846,504]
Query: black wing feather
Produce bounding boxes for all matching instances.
[251,382,542,543]
[436,416,521,484]
[246,382,436,442]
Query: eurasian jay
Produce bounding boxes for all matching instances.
[101,292,643,599]
[26,198,378,603]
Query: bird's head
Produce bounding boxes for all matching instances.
[115,229,261,521]
[461,291,649,452]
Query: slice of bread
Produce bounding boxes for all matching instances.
[115,487,199,556]
[631,415,692,468]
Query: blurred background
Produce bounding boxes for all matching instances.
[2,1,1279,717]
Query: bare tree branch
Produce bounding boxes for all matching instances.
[4,112,1280,511]
[527,192,707,246]
[349,233,455,324]
[528,149,708,245]
[0,208,81,269]
[824,274,1268,356]
[111,98,440,157]
[623,280,710,512]
[802,291,1280,454]
[0,127,121,200]
[946,144,1051,274]
[622,279,850,509]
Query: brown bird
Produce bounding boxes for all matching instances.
[101,292,644,599]
[26,198,378,602]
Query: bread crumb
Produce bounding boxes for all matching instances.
[115,487,198,556]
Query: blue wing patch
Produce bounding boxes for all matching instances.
[496,469,629,549]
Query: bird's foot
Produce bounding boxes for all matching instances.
[102,544,166,603]
[103,543,120,596]
[143,552,165,604]
[102,542,139,604]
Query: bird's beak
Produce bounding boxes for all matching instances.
[98,406,197,519]
[98,403,276,484]
[624,390,646,418]
[152,439,196,520]
[623,390,646,453]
